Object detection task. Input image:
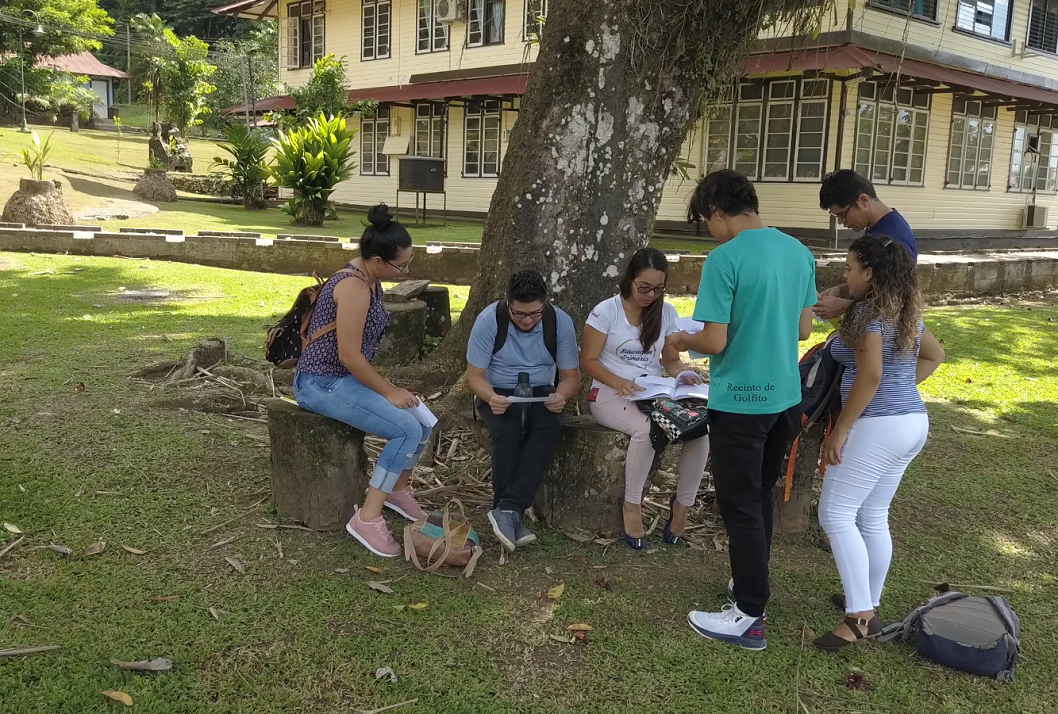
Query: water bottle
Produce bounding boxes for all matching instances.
[514,371,532,434]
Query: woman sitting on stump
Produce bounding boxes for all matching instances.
[815,234,944,649]
[580,248,710,549]
[294,204,430,558]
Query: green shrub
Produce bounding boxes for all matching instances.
[268,113,356,226]
[212,124,271,209]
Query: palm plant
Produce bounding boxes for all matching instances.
[20,132,53,181]
[268,113,356,226]
[212,124,271,209]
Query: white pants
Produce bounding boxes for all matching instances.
[818,413,929,614]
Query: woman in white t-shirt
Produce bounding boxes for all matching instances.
[581,248,710,549]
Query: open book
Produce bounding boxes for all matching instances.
[626,373,710,402]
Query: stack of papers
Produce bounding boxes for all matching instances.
[407,401,438,428]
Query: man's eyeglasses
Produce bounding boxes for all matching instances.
[387,256,414,274]
[634,280,666,296]
[831,206,852,223]
[509,306,545,320]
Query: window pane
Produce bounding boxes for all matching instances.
[735,103,761,179]
[487,0,504,43]
[873,105,894,182]
[468,0,483,45]
[764,103,793,178]
[363,4,375,59]
[854,102,875,176]
[377,2,390,56]
[418,0,431,50]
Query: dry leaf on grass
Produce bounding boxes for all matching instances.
[47,543,72,556]
[547,583,565,599]
[224,557,245,574]
[365,566,382,574]
[3,523,22,534]
[367,581,394,594]
[151,595,179,602]
[84,541,107,556]
[208,607,220,621]
[334,568,349,574]
[563,530,594,543]
[566,623,592,632]
[548,634,573,644]
[101,690,134,706]
[374,666,397,682]
[110,658,173,672]
[408,602,428,610]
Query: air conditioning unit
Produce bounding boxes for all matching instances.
[436,0,466,23]
[1023,204,1048,229]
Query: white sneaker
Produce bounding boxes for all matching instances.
[687,603,768,650]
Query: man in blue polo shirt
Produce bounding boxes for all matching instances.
[466,270,581,552]
[815,169,918,319]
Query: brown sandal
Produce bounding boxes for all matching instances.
[813,614,882,650]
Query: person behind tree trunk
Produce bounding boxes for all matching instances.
[293,204,430,558]
[815,169,919,320]
[814,234,944,650]
[668,169,817,651]
[580,248,709,550]
[466,271,581,552]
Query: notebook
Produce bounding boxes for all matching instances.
[626,373,710,402]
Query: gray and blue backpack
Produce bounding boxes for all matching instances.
[879,592,1021,682]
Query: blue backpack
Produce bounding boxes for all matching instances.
[879,592,1021,682]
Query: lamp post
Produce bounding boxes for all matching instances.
[18,10,46,134]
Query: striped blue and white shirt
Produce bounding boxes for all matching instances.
[830,319,926,418]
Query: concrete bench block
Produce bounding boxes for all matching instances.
[33,224,102,231]
[120,227,183,235]
[0,222,25,229]
[266,399,370,532]
[278,233,340,241]
[198,230,263,238]
[421,285,451,338]
[376,299,427,366]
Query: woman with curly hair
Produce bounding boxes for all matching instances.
[814,234,945,650]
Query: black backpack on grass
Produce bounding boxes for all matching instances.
[265,269,355,369]
[880,592,1022,682]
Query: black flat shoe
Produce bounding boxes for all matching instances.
[624,534,649,550]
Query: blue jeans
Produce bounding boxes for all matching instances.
[293,371,432,493]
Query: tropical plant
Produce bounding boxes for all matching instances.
[211,124,271,210]
[268,113,356,226]
[286,55,375,126]
[20,132,53,181]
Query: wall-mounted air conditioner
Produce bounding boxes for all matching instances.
[436,0,467,23]
[1023,205,1048,229]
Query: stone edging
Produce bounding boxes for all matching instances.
[2,227,1058,297]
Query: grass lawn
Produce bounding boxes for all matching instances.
[1,252,1055,713]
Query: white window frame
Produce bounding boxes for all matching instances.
[762,80,796,181]
[468,0,505,47]
[415,103,446,159]
[524,0,546,41]
[464,103,502,177]
[286,1,326,69]
[955,0,1012,42]
[1009,111,1058,193]
[361,108,390,176]
[700,78,830,182]
[1027,0,1058,54]
[868,0,939,21]
[853,81,930,187]
[417,0,449,53]
[947,97,996,190]
[362,0,391,61]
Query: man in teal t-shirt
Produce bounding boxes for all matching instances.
[669,170,816,652]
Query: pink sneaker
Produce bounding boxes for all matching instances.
[345,507,401,558]
[384,486,429,521]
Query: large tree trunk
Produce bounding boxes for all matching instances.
[429,0,822,375]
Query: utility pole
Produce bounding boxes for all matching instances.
[126,23,132,104]
[241,56,251,129]
[248,55,256,126]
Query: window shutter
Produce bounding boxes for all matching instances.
[283,17,300,69]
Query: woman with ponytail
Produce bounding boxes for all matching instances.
[294,204,431,558]
[814,234,945,649]
[580,248,709,549]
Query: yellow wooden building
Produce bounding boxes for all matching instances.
[216,0,1058,237]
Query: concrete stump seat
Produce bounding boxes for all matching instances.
[266,399,369,532]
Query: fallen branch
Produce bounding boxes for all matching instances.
[0,535,26,559]
[199,495,270,535]
[0,646,61,657]
[358,698,419,714]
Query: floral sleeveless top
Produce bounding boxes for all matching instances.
[296,263,389,376]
